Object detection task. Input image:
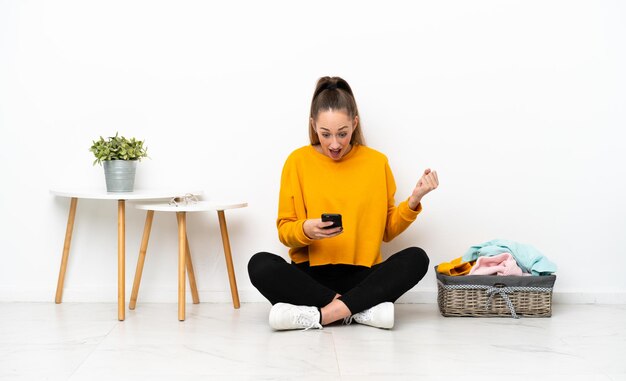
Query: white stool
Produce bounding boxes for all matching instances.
[129,200,247,320]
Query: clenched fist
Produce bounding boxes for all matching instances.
[408,168,439,210]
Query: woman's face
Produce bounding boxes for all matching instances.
[312,109,358,161]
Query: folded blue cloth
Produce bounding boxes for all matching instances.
[461,239,557,275]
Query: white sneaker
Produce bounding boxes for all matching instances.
[345,302,394,329]
[269,303,323,331]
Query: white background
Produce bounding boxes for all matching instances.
[1,0,624,303]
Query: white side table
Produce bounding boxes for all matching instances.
[131,201,247,321]
[50,189,201,321]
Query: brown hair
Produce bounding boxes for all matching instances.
[309,76,366,146]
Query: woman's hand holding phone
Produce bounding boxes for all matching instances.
[303,217,343,240]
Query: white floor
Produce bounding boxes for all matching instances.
[1,303,625,381]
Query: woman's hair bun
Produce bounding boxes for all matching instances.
[314,77,354,99]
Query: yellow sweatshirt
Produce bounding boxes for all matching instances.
[277,144,421,267]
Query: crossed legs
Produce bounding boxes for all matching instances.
[248,247,430,326]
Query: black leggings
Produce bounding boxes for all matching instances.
[247,247,429,314]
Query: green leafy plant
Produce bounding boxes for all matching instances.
[89,132,148,165]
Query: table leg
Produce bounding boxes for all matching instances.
[177,212,187,321]
[185,234,200,304]
[217,210,240,309]
[130,210,154,310]
[118,200,126,321]
[55,197,78,304]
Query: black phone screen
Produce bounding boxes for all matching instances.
[321,213,342,229]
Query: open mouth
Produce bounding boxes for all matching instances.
[328,148,342,159]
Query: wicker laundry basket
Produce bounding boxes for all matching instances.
[435,266,556,318]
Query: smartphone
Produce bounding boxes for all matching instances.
[321,213,342,229]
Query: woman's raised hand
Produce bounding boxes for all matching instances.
[303,219,343,240]
[408,168,439,210]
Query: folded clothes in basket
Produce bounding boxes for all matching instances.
[468,253,524,276]
[462,239,557,276]
[436,257,475,276]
